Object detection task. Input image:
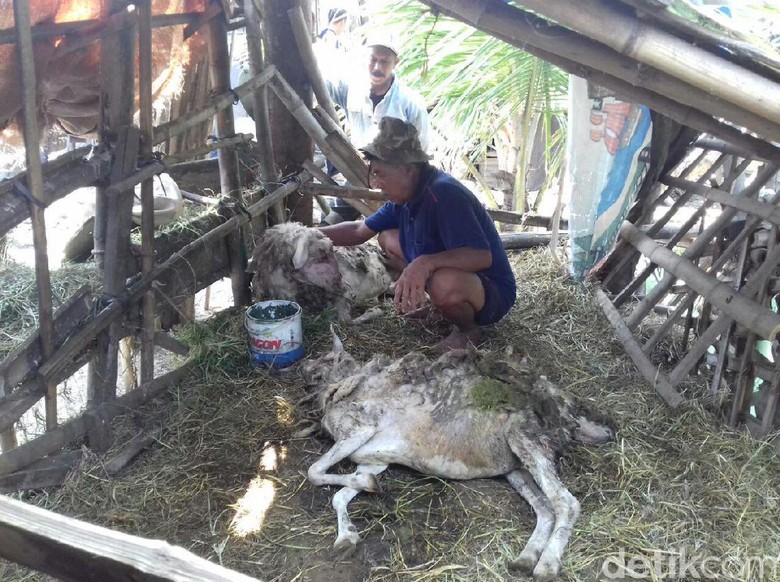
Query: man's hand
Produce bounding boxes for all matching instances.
[393,256,433,314]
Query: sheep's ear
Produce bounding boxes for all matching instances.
[329,324,344,353]
[292,237,309,270]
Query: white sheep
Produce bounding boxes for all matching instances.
[247,222,392,322]
[300,333,614,581]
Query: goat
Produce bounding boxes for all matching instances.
[300,333,614,581]
[247,222,392,322]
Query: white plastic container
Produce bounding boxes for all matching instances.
[245,300,304,369]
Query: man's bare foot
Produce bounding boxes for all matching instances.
[434,327,483,353]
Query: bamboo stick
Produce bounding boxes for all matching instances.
[602,149,713,292]
[300,183,388,201]
[595,288,684,408]
[152,66,277,146]
[288,6,339,123]
[105,162,166,197]
[139,0,156,386]
[208,12,249,307]
[620,222,780,341]
[668,241,780,386]
[13,0,57,432]
[625,163,779,328]
[419,0,780,159]
[513,0,780,131]
[613,157,749,308]
[164,133,254,164]
[665,177,780,227]
[0,363,192,477]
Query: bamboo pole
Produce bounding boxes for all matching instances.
[0,364,193,478]
[208,8,249,307]
[152,66,276,146]
[0,11,204,45]
[0,174,308,437]
[595,288,684,408]
[288,6,339,123]
[512,0,780,130]
[621,222,780,341]
[625,163,779,328]
[301,159,374,217]
[138,0,156,386]
[602,149,713,292]
[13,0,57,432]
[665,177,780,227]
[164,133,253,164]
[300,183,388,201]
[613,156,748,308]
[668,241,780,387]
[242,0,282,224]
[418,0,780,160]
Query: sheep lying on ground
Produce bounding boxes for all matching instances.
[300,334,614,581]
[247,222,393,322]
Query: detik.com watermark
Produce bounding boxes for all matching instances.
[601,547,780,580]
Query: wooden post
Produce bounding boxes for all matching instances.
[288,6,339,123]
[264,0,313,225]
[242,0,277,182]
[13,0,58,433]
[138,0,156,385]
[90,2,137,450]
[207,1,250,307]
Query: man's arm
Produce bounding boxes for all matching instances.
[320,220,377,246]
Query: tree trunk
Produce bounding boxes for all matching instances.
[264,0,313,225]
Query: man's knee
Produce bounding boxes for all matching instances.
[428,269,484,308]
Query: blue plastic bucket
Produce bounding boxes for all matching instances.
[245,300,304,369]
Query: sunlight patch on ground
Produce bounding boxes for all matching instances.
[229,442,286,537]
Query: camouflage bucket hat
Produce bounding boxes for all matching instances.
[360,117,431,165]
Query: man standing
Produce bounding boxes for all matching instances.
[327,34,429,153]
[321,117,516,351]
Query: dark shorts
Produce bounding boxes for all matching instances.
[475,274,516,326]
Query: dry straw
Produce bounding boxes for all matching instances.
[2,248,779,582]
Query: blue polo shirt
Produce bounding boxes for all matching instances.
[365,166,516,323]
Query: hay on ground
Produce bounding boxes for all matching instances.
[1,248,779,582]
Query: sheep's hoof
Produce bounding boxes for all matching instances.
[532,558,561,582]
[333,533,359,558]
[355,472,381,493]
[508,555,536,576]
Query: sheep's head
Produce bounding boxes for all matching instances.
[291,229,342,291]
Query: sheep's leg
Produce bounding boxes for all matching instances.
[308,429,380,491]
[507,434,580,582]
[505,469,555,575]
[332,463,388,554]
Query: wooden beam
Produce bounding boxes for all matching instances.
[0,494,260,582]
[13,0,58,432]
[152,65,277,146]
[208,5,249,307]
[595,288,684,408]
[620,222,780,341]
[512,0,780,133]
[0,451,83,494]
[0,364,194,477]
[0,152,111,239]
[0,287,93,397]
[418,0,780,160]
